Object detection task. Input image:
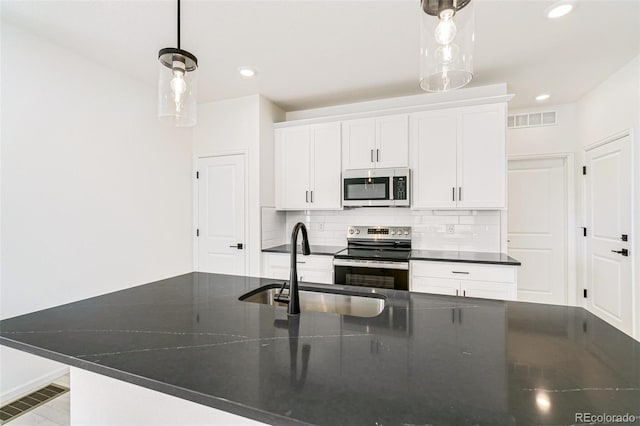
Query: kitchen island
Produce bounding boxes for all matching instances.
[1,272,639,425]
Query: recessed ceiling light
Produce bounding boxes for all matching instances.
[238,67,256,78]
[545,0,576,19]
[536,94,551,101]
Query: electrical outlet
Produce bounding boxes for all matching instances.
[446,224,455,234]
[319,223,325,232]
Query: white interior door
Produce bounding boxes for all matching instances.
[508,158,567,304]
[586,136,632,335]
[197,155,246,275]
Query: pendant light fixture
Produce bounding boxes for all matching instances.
[420,0,475,92]
[158,0,198,127]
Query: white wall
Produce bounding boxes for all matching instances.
[193,95,283,277]
[505,56,640,340]
[507,103,578,156]
[507,103,580,304]
[576,55,640,339]
[0,22,193,402]
[259,96,285,207]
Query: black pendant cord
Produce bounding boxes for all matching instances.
[177,0,181,49]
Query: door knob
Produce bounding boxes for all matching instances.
[611,249,628,256]
[229,243,244,250]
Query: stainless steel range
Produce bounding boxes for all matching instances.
[333,226,411,291]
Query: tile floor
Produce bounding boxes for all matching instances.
[6,374,70,426]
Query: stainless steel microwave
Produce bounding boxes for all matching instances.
[342,168,410,207]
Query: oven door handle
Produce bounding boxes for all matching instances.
[333,259,409,270]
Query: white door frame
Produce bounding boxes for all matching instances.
[508,152,576,306]
[583,129,636,339]
[193,150,249,275]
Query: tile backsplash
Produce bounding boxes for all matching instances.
[261,207,287,248]
[282,208,503,252]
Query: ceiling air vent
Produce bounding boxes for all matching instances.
[508,111,557,129]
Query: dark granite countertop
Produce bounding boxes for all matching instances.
[263,244,346,256]
[1,272,638,425]
[411,250,521,265]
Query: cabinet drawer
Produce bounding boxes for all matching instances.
[262,253,334,284]
[411,261,515,284]
[411,276,459,296]
[462,281,516,301]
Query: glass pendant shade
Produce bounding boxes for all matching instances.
[420,0,475,92]
[158,48,198,127]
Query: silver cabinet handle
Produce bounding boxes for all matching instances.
[458,187,462,201]
[310,190,314,203]
[455,289,459,296]
[452,271,469,274]
[305,190,309,202]
[296,261,306,264]
[370,149,374,163]
[452,187,455,201]
[463,290,466,297]
[376,149,380,162]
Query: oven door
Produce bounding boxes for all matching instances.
[333,259,409,291]
[343,176,391,207]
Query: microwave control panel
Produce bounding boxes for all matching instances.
[393,176,408,200]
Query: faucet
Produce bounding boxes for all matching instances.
[287,222,311,316]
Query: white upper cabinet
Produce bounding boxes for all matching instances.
[342,115,408,170]
[457,105,506,209]
[410,109,458,209]
[410,103,507,209]
[275,122,342,210]
[276,126,311,210]
[342,119,375,170]
[375,115,409,168]
[310,123,342,209]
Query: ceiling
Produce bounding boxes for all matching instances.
[2,0,639,111]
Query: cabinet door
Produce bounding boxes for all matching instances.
[411,276,460,296]
[262,253,291,280]
[410,110,458,209]
[298,255,335,284]
[275,127,310,210]
[460,280,516,301]
[342,119,375,170]
[457,104,507,209]
[310,123,342,210]
[375,115,409,168]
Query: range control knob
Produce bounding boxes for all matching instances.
[404,230,410,235]
[349,229,354,235]
[391,231,396,235]
[356,229,361,235]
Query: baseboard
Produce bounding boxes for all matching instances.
[0,366,69,405]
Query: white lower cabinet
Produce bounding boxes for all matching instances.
[410,260,517,301]
[262,253,334,284]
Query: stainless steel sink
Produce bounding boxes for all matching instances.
[239,284,385,318]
